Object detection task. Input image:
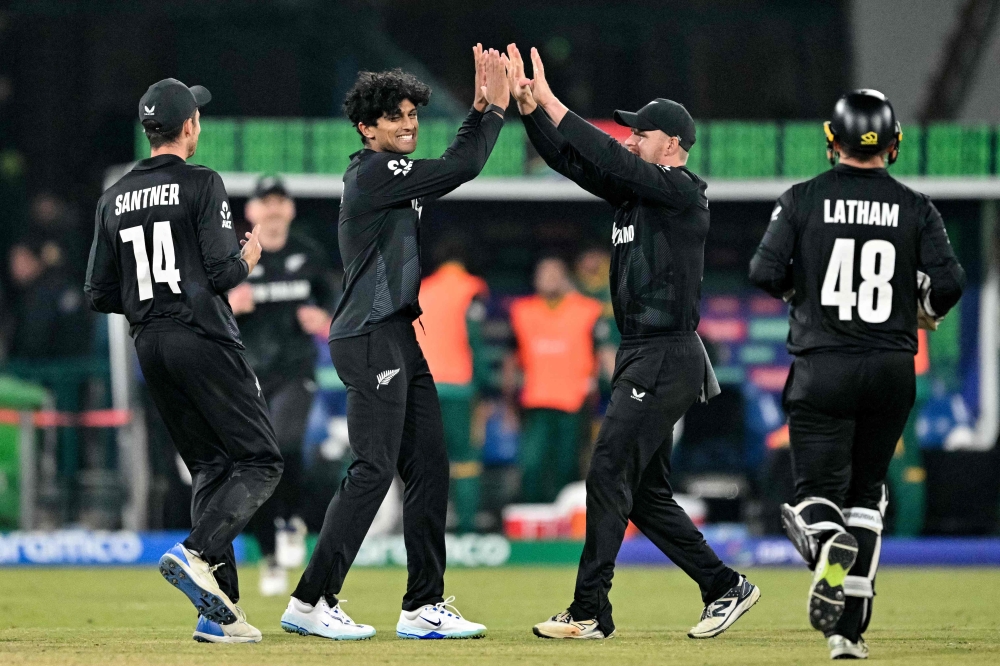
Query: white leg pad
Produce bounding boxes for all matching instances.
[844,507,883,535]
[843,575,874,598]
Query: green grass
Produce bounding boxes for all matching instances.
[1,566,998,664]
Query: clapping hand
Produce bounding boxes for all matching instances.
[473,43,488,112]
[527,47,556,108]
[481,47,510,113]
[506,43,536,114]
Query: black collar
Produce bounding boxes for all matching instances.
[833,163,889,178]
[132,154,185,171]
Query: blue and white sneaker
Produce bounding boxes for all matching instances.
[688,575,761,638]
[192,607,262,643]
[396,596,486,639]
[159,543,238,625]
[280,597,375,640]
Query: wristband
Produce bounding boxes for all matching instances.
[484,103,506,118]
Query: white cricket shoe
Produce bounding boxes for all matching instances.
[159,543,239,625]
[192,607,262,643]
[280,597,375,640]
[828,634,869,659]
[396,596,486,639]
[276,516,308,569]
[258,558,288,597]
[688,574,761,639]
[533,610,611,639]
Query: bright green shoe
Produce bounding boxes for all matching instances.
[808,532,858,631]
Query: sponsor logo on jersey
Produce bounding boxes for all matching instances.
[114,184,180,216]
[388,158,413,176]
[143,105,155,115]
[612,222,635,246]
[631,388,645,402]
[250,279,311,304]
[860,131,878,146]
[376,368,401,389]
[823,199,898,227]
[771,205,782,222]
[220,201,232,229]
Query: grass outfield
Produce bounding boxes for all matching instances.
[1,566,998,665]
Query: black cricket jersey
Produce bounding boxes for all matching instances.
[237,234,337,380]
[749,164,966,355]
[85,154,247,345]
[522,108,709,339]
[329,106,504,340]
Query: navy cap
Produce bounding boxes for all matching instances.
[613,98,696,151]
[138,78,211,133]
[251,175,290,200]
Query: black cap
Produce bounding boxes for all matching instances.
[613,98,696,151]
[138,78,211,133]
[251,175,290,200]
[826,89,899,155]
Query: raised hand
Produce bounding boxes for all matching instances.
[482,48,510,111]
[528,47,556,107]
[473,43,488,112]
[506,43,536,114]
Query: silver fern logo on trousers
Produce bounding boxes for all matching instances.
[376,368,401,389]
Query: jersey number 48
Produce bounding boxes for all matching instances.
[120,222,182,301]
[821,238,895,323]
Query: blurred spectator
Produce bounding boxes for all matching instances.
[415,239,490,533]
[232,176,338,596]
[24,191,86,278]
[506,257,603,503]
[574,247,619,388]
[6,239,91,359]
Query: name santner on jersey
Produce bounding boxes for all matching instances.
[86,154,249,346]
[114,183,181,215]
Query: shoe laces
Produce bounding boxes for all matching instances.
[208,562,226,574]
[325,599,355,625]
[430,595,463,620]
[553,610,573,623]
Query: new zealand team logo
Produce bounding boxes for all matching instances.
[388,158,413,176]
[220,201,233,229]
[376,368,401,389]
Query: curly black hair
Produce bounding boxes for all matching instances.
[343,69,432,144]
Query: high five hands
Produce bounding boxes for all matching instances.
[473,43,511,115]
[505,44,568,124]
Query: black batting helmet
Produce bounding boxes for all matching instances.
[824,89,902,166]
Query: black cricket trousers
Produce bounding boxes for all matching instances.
[293,318,449,611]
[784,350,915,641]
[136,321,283,603]
[570,332,739,635]
[784,350,915,509]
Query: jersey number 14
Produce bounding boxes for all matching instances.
[821,238,895,323]
[120,222,182,301]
